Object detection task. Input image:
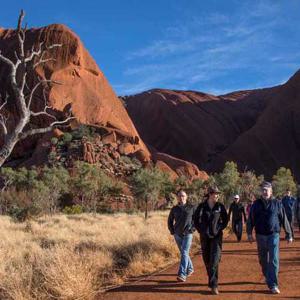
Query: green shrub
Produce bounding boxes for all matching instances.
[62,132,73,144]
[51,137,58,145]
[70,161,124,212]
[215,161,240,206]
[8,203,42,222]
[130,167,173,219]
[272,167,297,197]
[71,125,95,140]
[62,205,84,215]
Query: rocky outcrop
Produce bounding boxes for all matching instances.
[153,152,209,181]
[0,24,149,160]
[123,72,300,181]
[0,24,210,181]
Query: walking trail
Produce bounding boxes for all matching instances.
[101,231,300,300]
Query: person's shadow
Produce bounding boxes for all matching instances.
[109,279,267,295]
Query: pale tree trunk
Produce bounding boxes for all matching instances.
[0,10,74,168]
[0,113,29,166]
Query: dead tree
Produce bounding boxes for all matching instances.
[0,10,74,167]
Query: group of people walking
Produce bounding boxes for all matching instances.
[168,182,297,295]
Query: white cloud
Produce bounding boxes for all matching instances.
[115,1,300,95]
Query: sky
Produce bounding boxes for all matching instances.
[1,0,300,96]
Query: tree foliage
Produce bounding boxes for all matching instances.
[272,167,297,197]
[130,167,173,219]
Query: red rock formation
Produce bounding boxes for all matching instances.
[153,152,209,181]
[0,24,209,181]
[118,142,136,156]
[123,73,300,181]
[155,160,178,181]
[83,141,96,164]
[0,24,149,160]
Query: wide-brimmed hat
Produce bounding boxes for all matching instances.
[208,186,221,194]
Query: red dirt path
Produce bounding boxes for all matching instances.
[101,232,300,300]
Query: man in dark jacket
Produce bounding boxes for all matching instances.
[247,181,293,295]
[193,186,228,295]
[228,194,247,242]
[281,188,296,238]
[168,190,196,282]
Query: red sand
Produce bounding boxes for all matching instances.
[101,231,300,300]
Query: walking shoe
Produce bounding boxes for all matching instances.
[211,287,219,295]
[187,270,194,277]
[270,287,280,294]
[177,276,186,282]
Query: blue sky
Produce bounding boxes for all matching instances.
[1,0,300,95]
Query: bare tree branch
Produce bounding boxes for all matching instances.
[25,43,61,64]
[17,10,25,32]
[33,58,56,68]
[30,89,56,120]
[24,42,44,63]
[26,79,62,109]
[47,44,62,50]
[19,116,75,140]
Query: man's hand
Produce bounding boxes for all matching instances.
[247,234,254,243]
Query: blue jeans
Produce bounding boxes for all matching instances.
[256,233,280,289]
[174,233,193,278]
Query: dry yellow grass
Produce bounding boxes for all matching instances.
[0,211,200,300]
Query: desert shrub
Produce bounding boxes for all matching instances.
[70,161,124,212]
[272,167,297,197]
[39,166,70,213]
[238,171,264,201]
[62,204,84,215]
[187,178,205,204]
[71,125,95,140]
[174,175,190,190]
[62,132,73,144]
[214,161,240,206]
[130,167,173,219]
[0,166,70,215]
[8,204,41,222]
[51,137,58,145]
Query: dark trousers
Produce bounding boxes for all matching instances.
[200,233,223,288]
[287,216,294,238]
[232,219,243,241]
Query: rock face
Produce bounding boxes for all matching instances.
[153,151,209,181]
[0,24,149,159]
[0,24,208,180]
[123,72,300,181]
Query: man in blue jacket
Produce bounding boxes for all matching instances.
[281,188,296,237]
[247,181,293,295]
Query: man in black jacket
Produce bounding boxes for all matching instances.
[247,181,293,294]
[168,190,196,282]
[193,186,228,295]
[228,194,247,242]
